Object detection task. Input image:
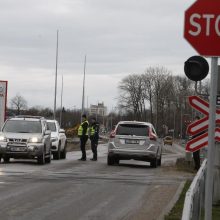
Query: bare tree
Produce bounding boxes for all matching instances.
[117,66,197,136]
[142,66,173,130]
[142,71,155,123]
[118,74,145,120]
[10,94,28,115]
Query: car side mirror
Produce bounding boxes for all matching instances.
[59,129,65,133]
[45,130,51,135]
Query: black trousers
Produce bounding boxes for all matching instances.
[90,138,98,159]
[80,136,88,159]
[193,150,200,170]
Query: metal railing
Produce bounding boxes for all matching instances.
[182,159,207,220]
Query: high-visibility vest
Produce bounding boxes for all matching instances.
[78,120,89,136]
[90,126,95,136]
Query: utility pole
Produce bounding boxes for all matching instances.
[173,109,175,139]
[81,55,86,117]
[180,104,182,139]
[59,75,63,126]
[53,30,59,120]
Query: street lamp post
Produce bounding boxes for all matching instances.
[81,55,86,117]
[173,109,175,139]
[53,30,59,120]
[59,75,63,126]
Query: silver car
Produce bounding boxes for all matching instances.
[107,121,162,168]
[0,116,51,164]
[46,119,67,160]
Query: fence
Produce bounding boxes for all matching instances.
[182,159,207,220]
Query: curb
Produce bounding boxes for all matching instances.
[157,181,186,220]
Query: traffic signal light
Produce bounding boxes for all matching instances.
[184,56,209,81]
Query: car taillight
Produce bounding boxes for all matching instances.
[110,131,116,138]
[150,135,157,141]
[149,128,157,141]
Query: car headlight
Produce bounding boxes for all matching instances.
[28,137,43,143]
[51,137,58,142]
[0,135,7,142]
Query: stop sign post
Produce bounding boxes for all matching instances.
[184,1,220,220]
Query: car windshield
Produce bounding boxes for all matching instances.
[47,122,57,132]
[165,137,172,140]
[2,120,42,133]
[116,124,149,136]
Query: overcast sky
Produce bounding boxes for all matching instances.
[0,0,199,112]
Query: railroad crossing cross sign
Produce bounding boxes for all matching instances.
[186,96,220,152]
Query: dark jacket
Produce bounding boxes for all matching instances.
[90,122,99,141]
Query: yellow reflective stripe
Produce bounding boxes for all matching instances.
[90,127,95,136]
[78,125,83,135]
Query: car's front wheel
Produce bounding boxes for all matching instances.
[61,142,67,159]
[114,158,120,165]
[45,149,51,163]
[150,157,157,168]
[53,143,61,160]
[157,155,162,166]
[107,155,115,165]
[38,150,45,165]
[3,156,10,163]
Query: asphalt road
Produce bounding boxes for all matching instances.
[0,143,192,220]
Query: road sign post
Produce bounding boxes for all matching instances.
[205,57,218,220]
[213,66,220,204]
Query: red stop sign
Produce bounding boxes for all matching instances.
[184,0,220,56]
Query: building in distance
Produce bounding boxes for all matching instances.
[89,102,107,117]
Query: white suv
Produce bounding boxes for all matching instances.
[46,120,67,160]
[0,116,51,164]
[108,121,162,168]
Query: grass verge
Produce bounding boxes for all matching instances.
[164,180,191,220]
[212,203,220,220]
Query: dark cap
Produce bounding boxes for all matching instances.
[82,114,87,118]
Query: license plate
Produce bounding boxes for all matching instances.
[10,147,26,152]
[125,139,139,144]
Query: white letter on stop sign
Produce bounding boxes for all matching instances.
[215,15,220,36]
[189,13,220,37]
[203,14,215,36]
[189,13,201,36]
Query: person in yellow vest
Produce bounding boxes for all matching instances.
[78,114,89,161]
[89,118,99,161]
